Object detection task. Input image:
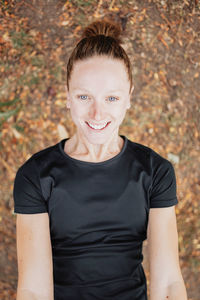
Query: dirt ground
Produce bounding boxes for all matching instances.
[0,0,200,299]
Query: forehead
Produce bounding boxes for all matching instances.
[73,56,126,73]
[70,56,129,90]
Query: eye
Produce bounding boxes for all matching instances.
[78,95,88,100]
[107,96,119,102]
[77,95,119,102]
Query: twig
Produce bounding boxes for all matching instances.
[157,33,169,49]
[0,156,14,178]
[94,0,103,18]
[23,1,43,15]
[109,0,116,10]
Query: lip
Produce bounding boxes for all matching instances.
[86,121,111,131]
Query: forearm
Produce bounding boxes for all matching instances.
[166,280,188,300]
[17,288,53,300]
[149,279,188,300]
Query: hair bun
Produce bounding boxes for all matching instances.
[81,19,123,44]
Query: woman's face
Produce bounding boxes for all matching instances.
[66,55,133,144]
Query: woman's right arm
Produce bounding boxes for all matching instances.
[17,289,51,300]
[16,213,54,300]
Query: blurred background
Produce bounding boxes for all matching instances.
[0,0,199,299]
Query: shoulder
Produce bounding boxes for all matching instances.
[17,140,60,174]
[126,138,172,169]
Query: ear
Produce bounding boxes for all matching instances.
[130,85,134,95]
[127,86,134,109]
[65,85,70,109]
[127,100,131,109]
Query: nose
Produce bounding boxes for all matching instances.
[90,100,105,121]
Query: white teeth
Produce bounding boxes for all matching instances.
[88,122,108,129]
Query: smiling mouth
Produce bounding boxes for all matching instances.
[86,121,111,130]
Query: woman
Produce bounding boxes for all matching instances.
[13,20,188,300]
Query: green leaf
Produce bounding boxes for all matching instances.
[0,98,20,107]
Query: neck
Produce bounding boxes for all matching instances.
[67,132,124,162]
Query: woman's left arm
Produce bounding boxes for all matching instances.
[147,206,188,300]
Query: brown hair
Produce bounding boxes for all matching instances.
[66,19,133,94]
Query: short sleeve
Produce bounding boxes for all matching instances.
[13,157,48,214]
[149,150,178,208]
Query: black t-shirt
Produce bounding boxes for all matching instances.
[13,135,178,300]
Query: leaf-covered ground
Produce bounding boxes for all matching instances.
[0,0,199,299]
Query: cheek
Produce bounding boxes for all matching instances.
[70,102,87,117]
[115,107,128,124]
[112,105,127,117]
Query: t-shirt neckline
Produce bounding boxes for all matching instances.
[58,135,128,166]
